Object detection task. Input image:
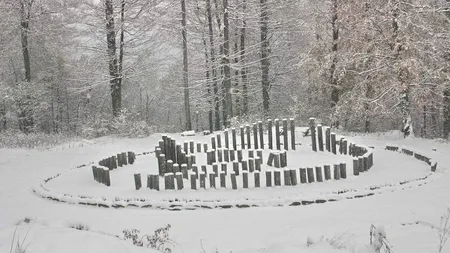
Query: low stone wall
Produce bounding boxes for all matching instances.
[385,145,437,172]
[92,151,136,186]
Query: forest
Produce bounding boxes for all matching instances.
[1,0,449,140]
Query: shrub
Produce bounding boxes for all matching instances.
[123,224,173,253]
[306,233,350,250]
[81,109,156,139]
[69,223,90,231]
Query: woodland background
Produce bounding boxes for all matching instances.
[0,0,449,140]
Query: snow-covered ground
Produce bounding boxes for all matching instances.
[0,130,449,253]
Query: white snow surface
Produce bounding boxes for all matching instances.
[0,129,449,253]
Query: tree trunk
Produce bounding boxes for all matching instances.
[240,0,248,115]
[118,0,125,89]
[443,1,450,139]
[234,26,240,117]
[260,0,270,117]
[330,0,339,125]
[181,0,192,130]
[0,103,6,131]
[146,92,150,123]
[213,0,225,129]
[206,0,221,131]
[222,0,232,127]
[363,2,373,133]
[20,2,31,83]
[444,87,450,139]
[19,0,34,133]
[105,0,121,117]
[391,1,411,137]
[200,23,214,133]
[65,83,71,133]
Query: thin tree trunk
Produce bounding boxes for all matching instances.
[19,0,34,133]
[234,25,240,117]
[20,2,31,83]
[444,87,450,138]
[195,1,214,133]
[105,0,121,117]
[222,0,232,127]
[0,103,6,131]
[146,92,150,123]
[206,0,221,131]
[330,0,339,126]
[118,0,125,88]
[181,0,191,130]
[51,89,56,133]
[443,1,450,138]
[391,1,410,136]
[213,0,225,129]
[240,0,248,115]
[201,27,214,133]
[65,83,71,133]
[363,2,373,133]
[260,0,270,117]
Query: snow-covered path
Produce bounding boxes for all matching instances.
[0,132,449,253]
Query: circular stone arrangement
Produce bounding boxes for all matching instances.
[33,118,439,211]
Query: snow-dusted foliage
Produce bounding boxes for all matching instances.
[123,225,173,253]
[81,109,156,139]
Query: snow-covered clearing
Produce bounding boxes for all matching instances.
[0,130,449,253]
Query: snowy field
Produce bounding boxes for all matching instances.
[0,129,449,253]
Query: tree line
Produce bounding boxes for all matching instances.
[0,0,449,139]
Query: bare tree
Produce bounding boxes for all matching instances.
[18,0,34,132]
[181,0,192,130]
[105,0,121,117]
[222,0,232,127]
[260,0,270,117]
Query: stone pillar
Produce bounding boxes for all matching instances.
[317,125,324,151]
[246,124,251,149]
[258,121,264,149]
[164,173,175,190]
[307,167,315,183]
[274,170,281,186]
[275,119,281,150]
[242,171,249,188]
[232,128,237,150]
[325,127,331,152]
[240,126,245,149]
[253,123,259,150]
[211,136,216,150]
[175,172,184,190]
[309,118,317,152]
[290,118,296,150]
[353,158,359,176]
[333,164,340,180]
[224,130,229,149]
[331,133,337,154]
[283,118,289,150]
[254,171,260,188]
[290,169,298,185]
[199,173,206,189]
[315,166,323,182]
[340,163,347,179]
[266,170,272,187]
[231,172,237,189]
[233,161,239,175]
[268,119,273,150]
[284,168,291,186]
